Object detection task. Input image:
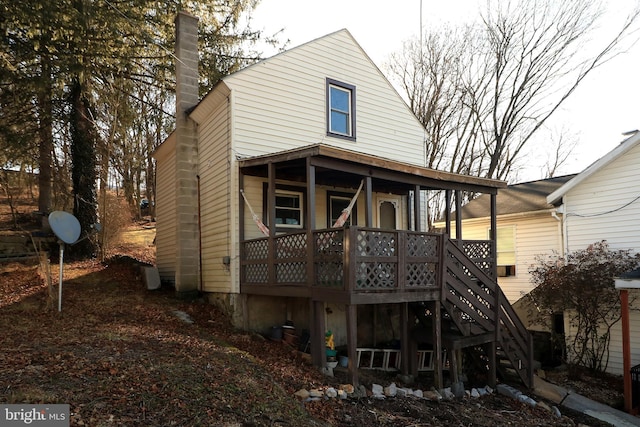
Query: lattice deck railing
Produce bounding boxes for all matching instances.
[241,227,494,294]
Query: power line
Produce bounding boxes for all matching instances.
[567,193,640,218]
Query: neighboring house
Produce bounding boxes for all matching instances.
[547,131,640,376]
[433,175,576,328]
[153,12,533,387]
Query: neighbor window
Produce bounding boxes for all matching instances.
[490,226,516,277]
[274,190,303,229]
[327,78,356,140]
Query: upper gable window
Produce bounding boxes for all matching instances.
[326,78,356,140]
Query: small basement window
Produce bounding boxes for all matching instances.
[327,78,356,140]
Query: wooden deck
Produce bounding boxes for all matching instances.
[240,226,533,388]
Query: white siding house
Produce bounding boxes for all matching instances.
[155,26,429,321]
[152,14,538,388]
[548,131,640,376]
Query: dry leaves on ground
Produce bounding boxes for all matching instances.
[0,227,620,426]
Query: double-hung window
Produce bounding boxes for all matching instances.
[327,191,357,227]
[490,226,516,277]
[262,184,306,231]
[274,190,303,229]
[327,78,356,140]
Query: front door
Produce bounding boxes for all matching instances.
[376,196,401,229]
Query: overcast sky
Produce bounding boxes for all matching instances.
[250,0,640,181]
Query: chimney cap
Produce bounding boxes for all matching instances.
[175,10,199,22]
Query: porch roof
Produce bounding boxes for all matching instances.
[238,144,506,194]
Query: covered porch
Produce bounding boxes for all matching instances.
[237,144,531,388]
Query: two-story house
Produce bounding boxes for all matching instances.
[153,12,533,388]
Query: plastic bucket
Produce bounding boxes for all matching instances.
[339,356,348,368]
[270,326,283,341]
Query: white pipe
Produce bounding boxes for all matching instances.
[58,241,64,312]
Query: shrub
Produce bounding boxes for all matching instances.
[98,192,132,260]
[529,241,640,372]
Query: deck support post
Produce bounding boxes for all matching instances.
[346,304,358,386]
[432,301,443,389]
[311,300,326,368]
[487,342,496,387]
[400,302,410,377]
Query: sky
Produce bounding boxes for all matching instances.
[249,0,640,182]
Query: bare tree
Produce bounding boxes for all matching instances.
[388,0,640,183]
[388,26,485,176]
[542,127,580,179]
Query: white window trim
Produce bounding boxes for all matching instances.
[274,189,304,229]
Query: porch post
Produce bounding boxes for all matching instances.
[454,190,462,240]
[490,193,497,278]
[444,190,451,236]
[414,185,422,232]
[364,176,373,227]
[267,162,276,284]
[306,160,316,286]
[239,172,245,246]
[347,304,358,386]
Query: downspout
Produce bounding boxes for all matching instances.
[551,204,566,257]
[198,174,203,292]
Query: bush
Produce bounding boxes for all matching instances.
[529,241,640,372]
[98,192,132,260]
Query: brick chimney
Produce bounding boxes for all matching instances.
[174,11,200,295]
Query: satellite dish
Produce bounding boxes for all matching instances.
[48,211,81,312]
[49,211,81,244]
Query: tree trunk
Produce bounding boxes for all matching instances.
[70,78,98,257]
[37,58,53,224]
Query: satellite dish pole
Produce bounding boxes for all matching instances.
[48,211,82,312]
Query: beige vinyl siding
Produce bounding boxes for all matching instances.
[603,306,640,375]
[563,142,640,253]
[198,98,234,293]
[496,215,562,303]
[154,135,177,283]
[452,212,562,303]
[223,30,425,164]
[240,178,407,237]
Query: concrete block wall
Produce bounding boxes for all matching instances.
[174,11,200,294]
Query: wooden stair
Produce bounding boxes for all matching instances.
[441,238,534,388]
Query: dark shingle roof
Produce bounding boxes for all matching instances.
[456,174,577,220]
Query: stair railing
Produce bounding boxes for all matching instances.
[443,238,533,388]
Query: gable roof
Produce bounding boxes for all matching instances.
[453,175,576,220]
[191,29,416,126]
[547,131,640,205]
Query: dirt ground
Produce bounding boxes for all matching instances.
[0,221,626,426]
